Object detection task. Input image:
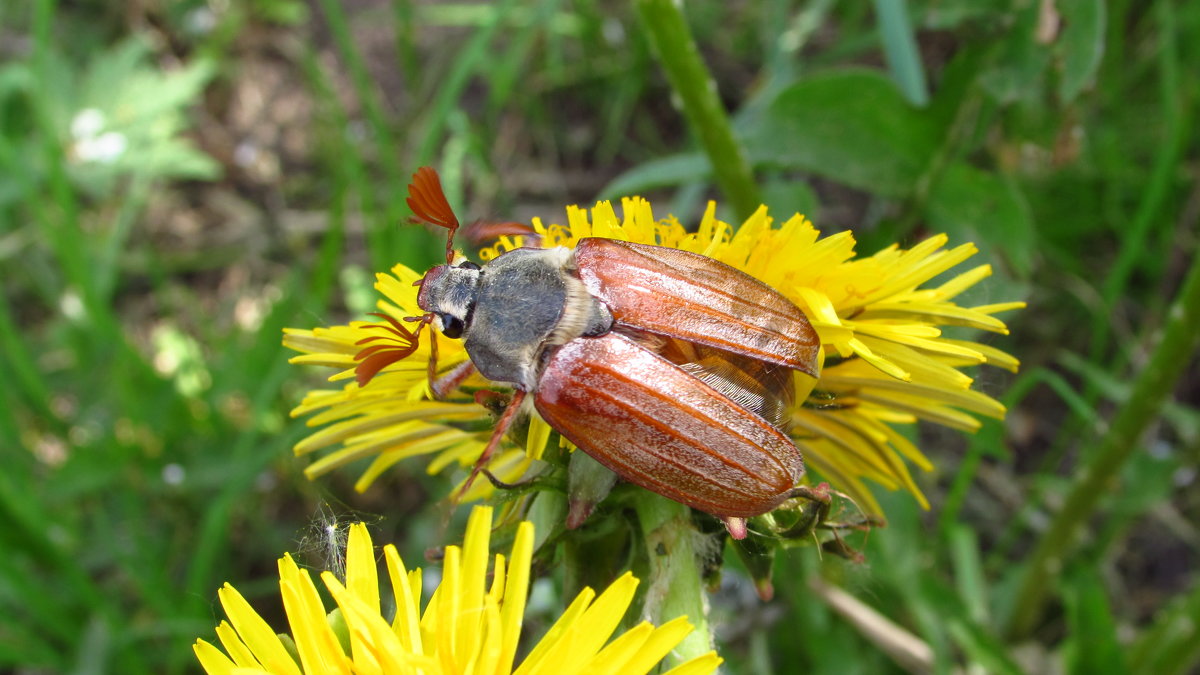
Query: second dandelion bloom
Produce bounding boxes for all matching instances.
[284,172,1022,524]
[194,505,721,674]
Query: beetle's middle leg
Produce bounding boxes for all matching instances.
[429,360,476,400]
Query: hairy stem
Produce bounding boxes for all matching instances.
[634,0,762,219]
[633,492,714,667]
[1005,223,1200,638]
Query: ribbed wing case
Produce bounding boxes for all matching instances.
[535,332,804,518]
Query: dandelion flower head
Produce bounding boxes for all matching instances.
[194,505,721,674]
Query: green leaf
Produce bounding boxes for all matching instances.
[978,2,1051,104]
[526,490,567,552]
[747,69,945,197]
[927,162,1035,277]
[760,174,820,221]
[1056,0,1106,101]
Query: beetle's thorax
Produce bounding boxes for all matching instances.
[422,247,612,390]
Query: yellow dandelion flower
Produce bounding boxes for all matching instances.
[194,505,721,674]
[285,191,1022,516]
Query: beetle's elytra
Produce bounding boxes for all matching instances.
[390,167,821,538]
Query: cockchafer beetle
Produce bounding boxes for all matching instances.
[362,167,822,539]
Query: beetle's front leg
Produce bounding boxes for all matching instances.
[422,323,478,400]
[454,388,528,501]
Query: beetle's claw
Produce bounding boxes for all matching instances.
[722,516,748,540]
[789,482,833,505]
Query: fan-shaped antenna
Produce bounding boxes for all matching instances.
[406,167,461,264]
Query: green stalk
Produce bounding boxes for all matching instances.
[633,0,761,220]
[1005,232,1200,639]
[633,492,714,668]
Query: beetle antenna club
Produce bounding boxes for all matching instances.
[406,166,462,264]
[353,167,466,389]
[353,312,430,387]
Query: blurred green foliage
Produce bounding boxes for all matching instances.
[0,0,1197,673]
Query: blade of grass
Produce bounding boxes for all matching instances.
[314,0,431,267]
[281,46,350,313]
[1089,0,1189,363]
[179,252,338,636]
[0,466,124,661]
[596,36,651,165]
[944,617,1023,675]
[0,600,65,669]
[873,0,929,106]
[633,0,762,220]
[0,295,58,424]
[486,0,568,115]
[1062,566,1127,675]
[0,532,79,653]
[93,175,151,306]
[947,525,990,626]
[1128,580,1200,675]
[298,42,396,271]
[1058,350,1200,439]
[939,366,1094,542]
[413,0,516,167]
[26,32,163,429]
[0,374,21,447]
[393,0,419,85]
[30,0,109,331]
[181,356,298,612]
[313,0,403,185]
[741,0,833,121]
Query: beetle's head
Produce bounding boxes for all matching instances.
[416,260,482,338]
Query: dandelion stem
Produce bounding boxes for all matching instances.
[1005,226,1200,639]
[634,0,762,220]
[634,492,714,667]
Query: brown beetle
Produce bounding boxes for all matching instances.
[368,167,821,538]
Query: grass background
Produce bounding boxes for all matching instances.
[1,0,1198,673]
